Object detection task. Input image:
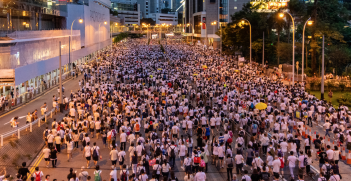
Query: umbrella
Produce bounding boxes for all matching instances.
[202,65,208,69]
[234,70,240,73]
[302,100,308,104]
[193,74,198,76]
[255,102,267,110]
[157,68,162,70]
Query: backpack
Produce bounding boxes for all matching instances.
[152,133,157,140]
[227,138,233,144]
[303,156,308,167]
[239,131,244,137]
[277,150,283,157]
[79,133,84,141]
[170,147,176,157]
[279,158,284,168]
[156,146,162,155]
[158,123,164,131]
[35,171,41,181]
[94,170,101,181]
[205,127,210,136]
[325,164,332,177]
[194,156,201,164]
[92,147,98,158]
[121,171,127,181]
[44,130,48,138]
[135,123,140,132]
[84,121,87,127]
[250,103,254,109]
[261,172,269,181]
[194,119,198,126]
[340,133,345,142]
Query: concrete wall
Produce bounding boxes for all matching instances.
[67,0,111,47]
[205,0,218,34]
[14,39,111,84]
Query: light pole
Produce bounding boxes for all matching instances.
[302,18,313,83]
[279,12,295,83]
[59,41,63,105]
[70,18,83,72]
[321,35,325,100]
[98,21,108,56]
[241,19,251,63]
[187,23,193,44]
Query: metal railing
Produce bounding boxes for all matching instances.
[0,108,55,147]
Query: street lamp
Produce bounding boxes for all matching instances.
[98,21,108,55]
[279,12,295,83]
[241,18,251,63]
[70,18,83,72]
[187,23,193,44]
[302,17,313,83]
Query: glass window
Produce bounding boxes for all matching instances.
[234,6,237,9]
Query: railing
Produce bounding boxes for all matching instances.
[1,108,55,147]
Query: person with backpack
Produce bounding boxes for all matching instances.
[83,142,92,168]
[118,149,126,170]
[32,167,43,181]
[167,141,178,168]
[120,165,129,181]
[93,165,102,181]
[318,173,327,181]
[321,160,332,180]
[287,151,297,179]
[298,150,307,175]
[226,154,234,181]
[152,160,162,181]
[91,142,101,166]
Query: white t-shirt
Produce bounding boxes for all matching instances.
[91,146,100,156]
[110,169,117,181]
[287,155,297,167]
[120,133,127,142]
[235,155,244,164]
[110,149,118,161]
[272,159,281,173]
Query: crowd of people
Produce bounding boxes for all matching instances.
[7,38,351,181]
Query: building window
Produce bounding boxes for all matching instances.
[234,6,237,9]
[146,13,148,15]
[146,6,148,8]
[146,2,148,4]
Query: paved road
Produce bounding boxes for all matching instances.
[0,75,83,134]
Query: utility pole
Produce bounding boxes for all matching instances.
[262,31,264,67]
[59,41,63,105]
[321,35,325,100]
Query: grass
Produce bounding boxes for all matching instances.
[309,90,344,107]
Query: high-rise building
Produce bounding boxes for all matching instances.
[0,0,112,100]
[184,0,250,47]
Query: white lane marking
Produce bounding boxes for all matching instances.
[4,116,26,125]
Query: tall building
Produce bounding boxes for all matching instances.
[184,0,250,47]
[0,0,112,99]
[111,2,140,25]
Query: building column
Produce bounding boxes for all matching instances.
[7,9,12,31]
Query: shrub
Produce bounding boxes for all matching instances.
[339,82,346,91]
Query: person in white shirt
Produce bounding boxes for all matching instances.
[120,130,127,151]
[241,170,252,181]
[272,155,281,176]
[234,150,244,174]
[109,166,118,181]
[139,169,148,181]
[326,145,334,161]
[287,151,297,179]
[110,146,119,168]
[194,168,206,181]
[329,172,341,181]
[91,142,100,166]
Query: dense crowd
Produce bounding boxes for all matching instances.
[6,38,350,181]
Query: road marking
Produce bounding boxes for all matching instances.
[0,78,74,119]
[3,116,26,125]
[28,152,44,178]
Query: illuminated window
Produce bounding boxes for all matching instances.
[234,6,237,9]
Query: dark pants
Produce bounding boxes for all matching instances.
[52,159,57,167]
[74,141,79,148]
[48,142,53,149]
[162,172,169,181]
[56,144,61,153]
[169,156,176,167]
[121,142,126,151]
[307,117,313,127]
[227,167,233,180]
[236,163,243,174]
[262,145,268,155]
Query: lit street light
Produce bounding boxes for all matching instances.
[70,18,83,72]
[241,18,251,63]
[279,12,295,84]
[302,18,313,83]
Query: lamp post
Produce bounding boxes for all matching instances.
[279,12,295,83]
[187,23,193,44]
[98,21,108,56]
[70,18,83,72]
[241,18,251,63]
[321,35,325,100]
[302,17,313,83]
